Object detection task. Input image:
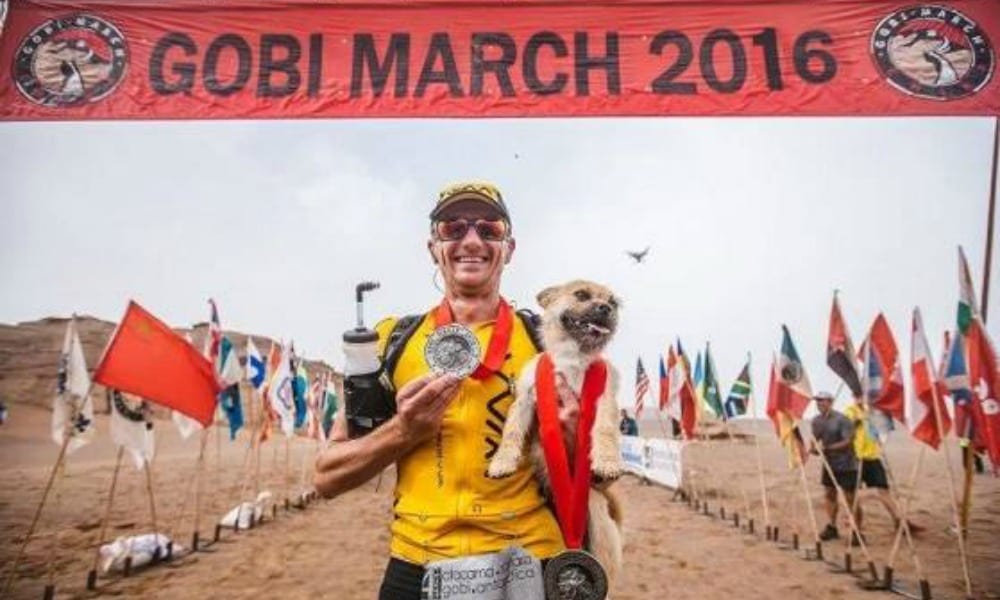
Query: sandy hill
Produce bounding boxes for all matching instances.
[0,315,342,415]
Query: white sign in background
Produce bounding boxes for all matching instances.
[619,436,685,489]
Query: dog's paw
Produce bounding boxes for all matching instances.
[591,458,624,482]
[486,456,518,479]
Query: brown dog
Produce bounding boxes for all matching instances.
[487,280,624,593]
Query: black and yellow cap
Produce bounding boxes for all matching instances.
[430,181,510,224]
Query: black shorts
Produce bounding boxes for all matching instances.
[821,468,858,491]
[379,557,424,600]
[860,459,889,489]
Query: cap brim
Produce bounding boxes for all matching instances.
[431,192,508,221]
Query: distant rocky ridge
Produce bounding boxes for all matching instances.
[0,315,343,416]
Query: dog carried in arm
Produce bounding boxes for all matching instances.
[487,280,625,596]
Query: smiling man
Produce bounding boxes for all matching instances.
[314,182,564,599]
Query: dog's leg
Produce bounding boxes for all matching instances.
[590,368,624,480]
[487,361,539,478]
[588,488,624,596]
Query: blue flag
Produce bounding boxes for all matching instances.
[219,384,243,440]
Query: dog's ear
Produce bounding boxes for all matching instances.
[536,285,562,309]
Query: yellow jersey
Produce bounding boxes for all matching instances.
[844,403,881,461]
[376,311,564,564]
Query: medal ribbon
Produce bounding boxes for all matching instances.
[433,297,513,380]
[535,352,607,549]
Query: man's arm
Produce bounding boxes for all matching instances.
[314,373,460,499]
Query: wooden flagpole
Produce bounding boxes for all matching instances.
[795,458,822,558]
[44,460,67,599]
[929,373,974,597]
[814,441,879,580]
[882,445,928,590]
[746,389,771,535]
[191,427,210,551]
[143,458,161,553]
[283,435,292,511]
[87,446,125,589]
[0,377,92,598]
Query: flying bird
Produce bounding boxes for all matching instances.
[626,247,650,264]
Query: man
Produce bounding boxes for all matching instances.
[844,398,923,534]
[314,182,567,599]
[809,391,859,543]
[619,408,638,436]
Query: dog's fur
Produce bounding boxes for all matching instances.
[487,280,624,593]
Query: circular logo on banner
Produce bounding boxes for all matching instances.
[13,14,128,107]
[870,6,994,100]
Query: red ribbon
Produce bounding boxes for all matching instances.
[535,352,607,550]
[433,297,513,381]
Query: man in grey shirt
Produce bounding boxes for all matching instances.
[809,391,859,543]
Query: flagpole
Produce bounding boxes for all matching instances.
[0,377,93,598]
[87,446,125,590]
[746,389,771,535]
[882,445,927,590]
[143,458,161,551]
[192,427,210,551]
[721,418,753,526]
[45,460,67,598]
[794,458,822,559]
[814,441,879,581]
[929,369,974,597]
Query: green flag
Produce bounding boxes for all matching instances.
[703,344,725,419]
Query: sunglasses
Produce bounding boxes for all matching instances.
[433,218,509,242]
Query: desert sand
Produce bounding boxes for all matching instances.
[1,405,998,600]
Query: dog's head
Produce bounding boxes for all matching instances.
[537,280,620,355]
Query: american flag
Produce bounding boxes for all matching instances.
[635,358,650,419]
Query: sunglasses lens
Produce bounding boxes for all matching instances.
[436,220,469,241]
[435,219,507,241]
[474,220,507,241]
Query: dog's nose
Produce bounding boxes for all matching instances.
[596,303,611,315]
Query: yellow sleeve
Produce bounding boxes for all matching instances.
[374,317,398,358]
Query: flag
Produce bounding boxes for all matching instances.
[863,314,906,425]
[53,318,95,453]
[109,389,155,470]
[908,308,951,449]
[703,343,725,419]
[766,358,807,467]
[827,293,863,398]
[957,246,979,336]
[219,384,244,440]
[666,345,697,439]
[955,247,1000,469]
[292,350,309,430]
[658,355,669,411]
[320,373,339,439]
[967,318,1000,468]
[246,337,266,391]
[172,332,204,439]
[724,359,751,419]
[265,342,295,437]
[693,351,705,419]
[776,325,812,421]
[206,298,222,365]
[216,336,243,387]
[93,301,221,426]
[634,358,650,419]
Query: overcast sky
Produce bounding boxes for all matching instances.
[1,116,997,418]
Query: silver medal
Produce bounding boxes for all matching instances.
[425,324,481,379]
[543,549,608,600]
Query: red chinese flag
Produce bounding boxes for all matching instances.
[94,301,221,426]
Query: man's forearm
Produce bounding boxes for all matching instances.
[314,417,414,498]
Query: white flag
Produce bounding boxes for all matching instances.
[171,332,204,439]
[246,337,266,391]
[53,318,95,454]
[266,343,295,438]
[110,390,155,470]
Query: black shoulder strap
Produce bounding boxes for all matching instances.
[515,308,545,352]
[381,313,425,389]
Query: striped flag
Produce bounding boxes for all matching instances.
[206,298,222,366]
[776,325,812,421]
[658,355,669,411]
[666,344,698,439]
[703,343,725,419]
[908,308,951,449]
[766,356,808,467]
[827,293,863,398]
[634,358,650,419]
[724,359,751,418]
[861,314,906,426]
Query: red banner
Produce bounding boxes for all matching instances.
[1,0,997,120]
